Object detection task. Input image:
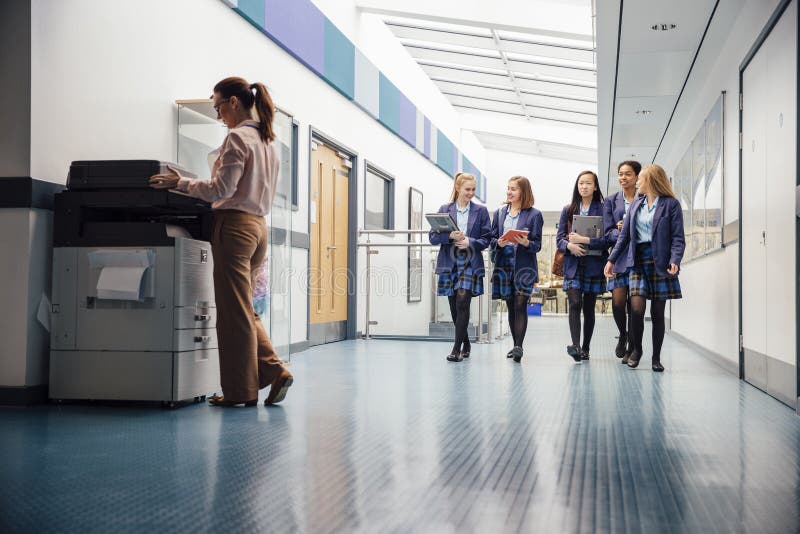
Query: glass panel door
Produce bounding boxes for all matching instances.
[268,109,294,359]
[176,100,294,360]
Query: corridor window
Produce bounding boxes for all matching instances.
[365,164,394,230]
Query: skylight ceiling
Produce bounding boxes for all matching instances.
[383,16,598,129]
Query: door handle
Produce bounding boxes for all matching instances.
[327,246,337,250]
[194,335,210,343]
[194,314,211,322]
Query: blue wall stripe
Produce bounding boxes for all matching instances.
[223,0,488,200]
[323,20,355,100]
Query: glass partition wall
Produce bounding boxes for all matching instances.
[176,100,294,360]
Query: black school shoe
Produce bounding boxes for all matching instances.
[507,348,515,358]
[580,350,590,361]
[615,334,627,358]
[447,352,464,362]
[512,346,524,363]
[626,350,643,368]
[566,345,582,363]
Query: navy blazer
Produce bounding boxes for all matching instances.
[602,191,636,274]
[557,201,608,278]
[429,201,492,276]
[608,195,686,277]
[489,205,544,286]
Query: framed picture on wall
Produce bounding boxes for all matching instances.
[408,187,423,303]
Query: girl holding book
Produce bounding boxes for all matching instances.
[557,170,607,363]
[490,176,544,363]
[429,173,492,362]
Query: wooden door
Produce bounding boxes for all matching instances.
[310,141,349,344]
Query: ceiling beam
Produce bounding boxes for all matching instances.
[459,111,598,147]
[430,76,598,103]
[356,0,594,43]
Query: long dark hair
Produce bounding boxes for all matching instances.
[213,76,276,142]
[567,170,603,222]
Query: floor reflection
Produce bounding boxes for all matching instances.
[1,317,799,532]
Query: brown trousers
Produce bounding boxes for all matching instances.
[211,210,287,401]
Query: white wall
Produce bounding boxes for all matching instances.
[29,0,489,345]
[655,0,782,365]
[485,150,598,212]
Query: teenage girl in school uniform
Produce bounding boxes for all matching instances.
[557,170,607,363]
[490,176,544,363]
[604,164,685,372]
[429,173,492,362]
[603,160,640,364]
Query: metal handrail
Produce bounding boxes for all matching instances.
[359,229,430,236]
[359,236,498,342]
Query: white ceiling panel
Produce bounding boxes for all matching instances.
[615,51,693,97]
[447,94,525,115]
[610,146,657,164]
[522,93,597,115]
[497,29,592,49]
[620,0,717,54]
[514,76,597,100]
[500,38,595,63]
[526,107,597,126]
[419,63,512,86]
[611,123,663,147]
[405,45,507,70]
[452,103,527,118]
[506,59,597,83]
[434,79,518,101]
[613,95,676,125]
[385,22,496,49]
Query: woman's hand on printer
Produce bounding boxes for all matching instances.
[149,165,183,189]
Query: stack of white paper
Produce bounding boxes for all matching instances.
[87,250,155,301]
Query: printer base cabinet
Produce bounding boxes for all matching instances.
[49,349,220,402]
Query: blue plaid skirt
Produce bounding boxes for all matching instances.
[437,249,484,296]
[628,243,682,300]
[606,270,630,290]
[491,246,534,299]
[563,263,606,294]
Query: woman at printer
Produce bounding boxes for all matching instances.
[557,171,607,363]
[489,176,543,363]
[150,77,292,407]
[429,172,492,362]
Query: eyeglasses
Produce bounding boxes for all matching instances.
[213,98,230,113]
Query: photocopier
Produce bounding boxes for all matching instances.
[49,160,220,405]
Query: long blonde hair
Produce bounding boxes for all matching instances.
[639,165,676,198]
[449,172,477,202]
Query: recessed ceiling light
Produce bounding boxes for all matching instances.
[635,109,653,115]
[651,23,677,31]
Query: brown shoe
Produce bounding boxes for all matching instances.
[208,394,257,407]
[265,371,294,405]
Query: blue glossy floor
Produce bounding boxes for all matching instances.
[2,316,800,533]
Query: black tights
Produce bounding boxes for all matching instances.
[566,289,597,351]
[629,296,666,360]
[448,289,472,354]
[611,287,631,338]
[505,295,529,347]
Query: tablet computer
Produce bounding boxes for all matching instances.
[572,215,603,256]
[426,213,459,233]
